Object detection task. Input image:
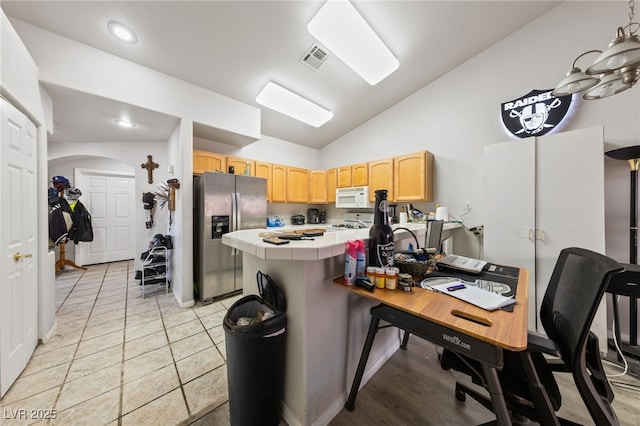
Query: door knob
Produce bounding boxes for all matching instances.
[13,252,33,262]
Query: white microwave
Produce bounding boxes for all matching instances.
[335,186,372,209]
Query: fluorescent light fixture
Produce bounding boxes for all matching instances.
[308,0,399,85]
[107,21,137,44]
[255,82,333,127]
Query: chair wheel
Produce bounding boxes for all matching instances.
[455,389,466,402]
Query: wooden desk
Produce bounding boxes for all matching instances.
[335,268,528,426]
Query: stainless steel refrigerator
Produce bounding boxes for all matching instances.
[194,172,267,303]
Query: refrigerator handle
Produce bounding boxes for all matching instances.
[232,192,240,231]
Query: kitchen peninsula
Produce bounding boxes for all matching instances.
[222,223,430,426]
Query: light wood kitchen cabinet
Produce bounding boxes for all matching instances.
[352,163,368,186]
[337,166,352,188]
[368,158,394,201]
[255,161,273,201]
[327,168,337,203]
[309,170,327,204]
[193,150,226,174]
[227,157,255,176]
[393,151,433,201]
[286,167,309,203]
[272,164,287,203]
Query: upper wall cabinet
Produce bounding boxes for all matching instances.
[309,170,327,204]
[227,156,255,176]
[255,161,273,202]
[337,163,368,188]
[393,151,433,202]
[272,164,287,203]
[337,166,352,188]
[352,163,368,186]
[192,149,435,204]
[193,150,226,174]
[368,158,394,202]
[327,168,337,203]
[287,167,309,203]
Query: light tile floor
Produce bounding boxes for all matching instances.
[0,261,240,425]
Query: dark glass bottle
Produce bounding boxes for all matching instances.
[368,189,394,267]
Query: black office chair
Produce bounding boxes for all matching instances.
[440,247,624,425]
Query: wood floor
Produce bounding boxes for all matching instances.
[329,336,640,426]
[193,336,640,425]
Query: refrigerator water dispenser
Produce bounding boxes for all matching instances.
[212,215,229,239]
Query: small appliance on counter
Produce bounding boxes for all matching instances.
[319,210,327,223]
[291,214,306,225]
[307,208,320,224]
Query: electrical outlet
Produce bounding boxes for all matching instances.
[465,200,472,210]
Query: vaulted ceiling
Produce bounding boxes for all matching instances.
[2,1,560,148]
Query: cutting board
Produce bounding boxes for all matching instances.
[258,228,326,238]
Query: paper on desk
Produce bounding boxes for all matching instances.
[432,281,516,311]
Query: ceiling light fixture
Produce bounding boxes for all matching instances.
[107,21,137,44]
[553,0,640,100]
[255,82,333,127]
[114,119,136,128]
[307,0,399,85]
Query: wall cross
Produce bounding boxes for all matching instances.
[141,155,159,184]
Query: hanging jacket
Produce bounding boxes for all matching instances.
[69,200,94,243]
[49,197,73,245]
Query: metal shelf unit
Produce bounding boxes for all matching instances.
[141,246,169,298]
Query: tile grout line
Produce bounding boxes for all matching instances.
[158,294,194,420]
[51,266,108,417]
[117,261,132,426]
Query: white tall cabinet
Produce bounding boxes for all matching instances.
[484,126,607,351]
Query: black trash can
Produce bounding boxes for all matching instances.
[223,271,287,426]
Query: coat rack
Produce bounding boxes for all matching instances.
[54,188,87,272]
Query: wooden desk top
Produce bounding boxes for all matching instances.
[333,268,529,351]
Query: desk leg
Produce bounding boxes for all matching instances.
[400,330,411,349]
[480,363,511,426]
[345,315,380,411]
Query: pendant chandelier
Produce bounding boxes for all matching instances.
[552,0,640,100]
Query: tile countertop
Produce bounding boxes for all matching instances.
[221,222,461,261]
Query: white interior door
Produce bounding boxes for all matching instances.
[1,98,38,397]
[74,169,135,265]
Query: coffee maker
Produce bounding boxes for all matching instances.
[307,208,320,224]
[388,204,398,224]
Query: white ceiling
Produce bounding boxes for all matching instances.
[2,1,560,149]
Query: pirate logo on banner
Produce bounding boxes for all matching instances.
[501,89,572,138]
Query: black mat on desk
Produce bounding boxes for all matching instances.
[428,263,519,312]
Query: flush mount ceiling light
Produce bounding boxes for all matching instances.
[553,0,640,100]
[114,118,136,128]
[107,21,137,44]
[307,0,399,85]
[255,82,333,127]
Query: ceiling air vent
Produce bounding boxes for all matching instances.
[301,44,329,70]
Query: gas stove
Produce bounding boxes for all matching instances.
[331,223,367,229]
[331,213,374,229]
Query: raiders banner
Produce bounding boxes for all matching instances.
[501,89,572,138]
